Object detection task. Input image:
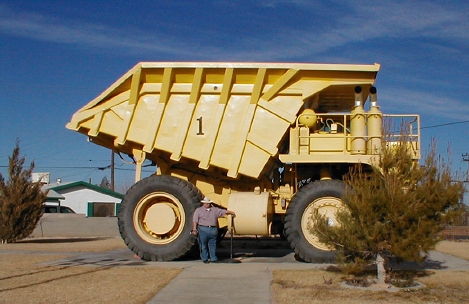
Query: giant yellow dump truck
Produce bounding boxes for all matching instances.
[67,62,420,262]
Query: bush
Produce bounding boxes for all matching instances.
[0,140,46,243]
[313,138,465,282]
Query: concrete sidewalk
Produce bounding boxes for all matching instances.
[146,250,469,304]
[147,262,273,304]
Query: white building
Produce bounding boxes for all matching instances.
[42,181,123,217]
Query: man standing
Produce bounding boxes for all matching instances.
[191,196,236,263]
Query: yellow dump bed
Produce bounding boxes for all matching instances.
[67,62,380,179]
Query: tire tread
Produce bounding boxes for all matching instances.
[284,180,347,263]
[118,175,202,261]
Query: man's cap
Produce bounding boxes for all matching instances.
[201,196,213,204]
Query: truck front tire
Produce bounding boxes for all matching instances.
[284,179,348,263]
[118,175,202,261]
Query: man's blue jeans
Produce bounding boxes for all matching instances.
[198,226,218,262]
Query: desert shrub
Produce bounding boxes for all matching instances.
[0,140,46,243]
[313,137,465,281]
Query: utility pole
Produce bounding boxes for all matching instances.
[463,153,469,182]
[111,150,115,191]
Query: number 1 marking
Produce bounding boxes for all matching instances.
[197,117,204,135]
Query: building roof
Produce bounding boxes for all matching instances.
[45,189,65,200]
[43,181,124,199]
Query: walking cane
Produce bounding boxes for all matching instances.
[226,214,241,263]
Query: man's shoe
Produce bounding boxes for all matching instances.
[203,260,209,264]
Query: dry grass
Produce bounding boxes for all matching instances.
[435,240,469,260]
[1,237,469,303]
[272,240,469,303]
[0,238,181,304]
[272,268,469,304]
[0,237,127,252]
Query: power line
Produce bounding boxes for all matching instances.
[421,120,469,129]
[0,165,106,169]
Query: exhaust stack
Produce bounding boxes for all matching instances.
[354,85,363,107]
[369,86,378,107]
[367,86,382,154]
[351,86,366,154]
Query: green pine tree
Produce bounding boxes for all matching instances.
[0,140,47,243]
[313,138,465,284]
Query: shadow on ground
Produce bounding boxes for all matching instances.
[176,236,294,262]
[17,237,112,244]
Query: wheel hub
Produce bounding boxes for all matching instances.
[133,192,185,244]
[144,203,177,235]
[301,196,344,251]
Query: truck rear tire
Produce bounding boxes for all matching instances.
[284,179,348,263]
[118,175,202,261]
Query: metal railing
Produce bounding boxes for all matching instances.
[293,112,420,158]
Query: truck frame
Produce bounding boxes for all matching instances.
[67,62,420,262]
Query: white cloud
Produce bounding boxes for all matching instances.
[1,2,467,117]
[382,88,469,121]
[272,1,468,55]
[0,4,209,57]
[1,1,467,60]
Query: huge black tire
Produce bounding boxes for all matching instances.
[118,175,202,261]
[284,179,348,263]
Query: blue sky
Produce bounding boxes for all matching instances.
[1,0,469,193]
